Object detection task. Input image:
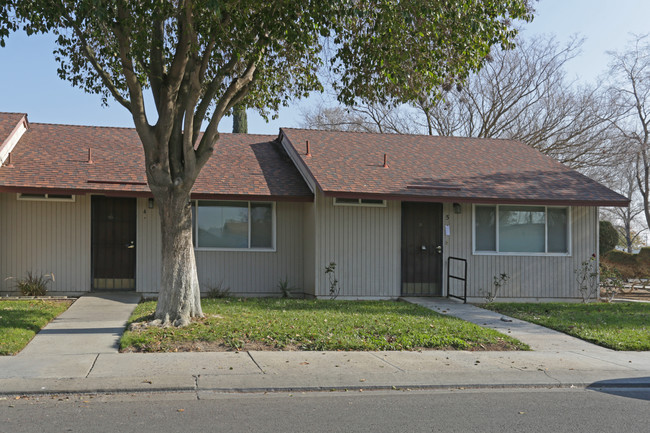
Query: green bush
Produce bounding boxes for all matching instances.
[603,249,637,266]
[16,272,53,296]
[599,221,619,255]
[637,247,650,262]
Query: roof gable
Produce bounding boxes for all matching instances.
[0,112,28,166]
[280,128,628,207]
[0,114,312,200]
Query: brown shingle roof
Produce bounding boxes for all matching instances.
[0,112,26,145]
[280,128,628,206]
[0,114,312,201]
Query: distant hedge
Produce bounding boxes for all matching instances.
[603,250,637,266]
[599,221,619,256]
[602,247,650,279]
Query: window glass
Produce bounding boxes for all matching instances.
[475,205,496,251]
[197,201,248,248]
[474,205,569,254]
[250,203,273,248]
[499,206,545,252]
[335,198,359,204]
[547,208,568,253]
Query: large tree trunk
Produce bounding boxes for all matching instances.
[153,189,203,326]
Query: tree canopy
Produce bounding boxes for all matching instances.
[0,0,532,325]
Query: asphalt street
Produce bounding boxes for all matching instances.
[1,388,649,433]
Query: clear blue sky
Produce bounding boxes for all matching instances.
[1,0,649,134]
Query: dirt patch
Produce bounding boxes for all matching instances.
[121,339,517,353]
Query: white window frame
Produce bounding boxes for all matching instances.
[472,204,572,256]
[193,200,276,252]
[17,193,75,202]
[333,197,387,207]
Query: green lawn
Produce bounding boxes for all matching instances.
[121,298,529,352]
[0,300,72,355]
[482,302,650,351]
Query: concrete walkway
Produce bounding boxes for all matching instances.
[1,293,140,380]
[0,295,649,396]
[401,297,610,352]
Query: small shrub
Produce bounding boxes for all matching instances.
[277,277,298,298]
[600,264,624,302]
[325,262,341,300]
[575,254,599,303]
[480,273,509,303]
[204,281,231,299]
[14,272,54,296]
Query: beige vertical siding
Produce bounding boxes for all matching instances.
[443,203,598,301]
[136,198,162,292]
[302,201,316,296]
[136,199,306,296]
[313,191,401,298]
[0,192,91,294]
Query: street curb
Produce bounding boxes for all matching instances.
[3,377,650,397]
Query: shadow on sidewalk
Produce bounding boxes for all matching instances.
[37,327,126,335]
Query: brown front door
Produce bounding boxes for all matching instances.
[401,202,443,296]
[91,196,136,290]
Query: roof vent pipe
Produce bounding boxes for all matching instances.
[383,153,389,168]
[305,140,312,157]
[88,148,93,164]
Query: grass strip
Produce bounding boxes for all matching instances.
[482,302,650,351]
[0,300,72,355]
[121,298,528,352]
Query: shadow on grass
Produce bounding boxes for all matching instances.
[0,308,58,333]
[202,298,443,318]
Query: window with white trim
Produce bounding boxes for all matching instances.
[17,193,75,202]
[192,200,275,250]
[333,198,386,207]
[473,205,570,254]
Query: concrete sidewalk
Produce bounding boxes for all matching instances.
[0,295,649,396]
[402,297,611,352]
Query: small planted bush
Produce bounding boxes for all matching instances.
[14,272,54,297]
[204,281,231,299]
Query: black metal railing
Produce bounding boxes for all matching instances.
[447,257,467,303]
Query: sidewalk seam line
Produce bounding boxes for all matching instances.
[369,352,405,372]
[85,354,100,378]
[566,350,638,370]
[247,352,265,374]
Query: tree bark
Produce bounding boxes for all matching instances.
[232,103,248,133]
[153,189,203,326]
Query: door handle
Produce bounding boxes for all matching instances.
[436,245,442,254]
[126,241,135,249]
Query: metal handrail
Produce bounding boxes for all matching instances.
[447,257,467,303]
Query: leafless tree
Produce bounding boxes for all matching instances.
[301,104,378,132]
[606,34,650,233]
[419,35,618,169]
[303,35,620,171]
[598,159,647,252]
[301,102,420,134]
